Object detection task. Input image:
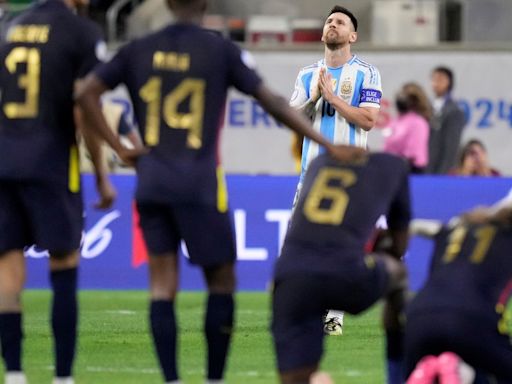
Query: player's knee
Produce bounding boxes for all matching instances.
[204,263,236,294]
[0,290,22,312]
[49,249,80,270]
[150,277,178,300]
[385,257,407,293]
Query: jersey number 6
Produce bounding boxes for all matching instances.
[303,167,357,225]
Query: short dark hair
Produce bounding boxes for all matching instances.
[328,6,358,31]
[433,66,454,91]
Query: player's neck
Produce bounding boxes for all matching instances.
[324,46,352,68]
[173,10,203,25]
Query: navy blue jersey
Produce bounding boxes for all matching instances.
[0,0,104,188]
[409,223,512,334]
[94,23,262,207]
[275,152,411,278]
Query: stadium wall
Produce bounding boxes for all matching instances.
[25,175,512,292]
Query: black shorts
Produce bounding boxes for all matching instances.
[136,201,236,267]
[0,180,83,254]
[271,257,388,372]
[405,311,512,382]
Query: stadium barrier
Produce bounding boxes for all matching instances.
[24,174,512,291]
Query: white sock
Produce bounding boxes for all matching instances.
[52,378,74,384]
[165,381,182,384]
[5,372,27,384]
[326,310,344,324]
[205,381,224,384]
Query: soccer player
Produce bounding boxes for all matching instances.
[0,0,114,383]
[290,5,383,335]
[405,206,512,383]
[271,152,411,384]
[75,0,357,383]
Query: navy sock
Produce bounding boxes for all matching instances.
[205,293,234,380]
[50,267,78,378]
[150,300,178,382]
[386,330,404,384]
[0,313,22,371]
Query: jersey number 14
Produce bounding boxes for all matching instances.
[139,77,205,149]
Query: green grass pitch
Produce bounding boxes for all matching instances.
[1,291,385,383]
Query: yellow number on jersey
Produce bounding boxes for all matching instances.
[442,224,497,264]
[139,77,205,148]
[4,47,41,119]
[303,168,357,225]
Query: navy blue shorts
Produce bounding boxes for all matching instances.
[405,311,512,383]
[136,201,236,267]
[0,180,83,254]
[271,255,389,372]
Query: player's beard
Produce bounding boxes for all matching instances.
[324,30,343,50]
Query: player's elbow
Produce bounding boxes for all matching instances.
[74,75,106,107]
[360,114,378,131]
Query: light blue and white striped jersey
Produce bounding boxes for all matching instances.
[290,55,382,181]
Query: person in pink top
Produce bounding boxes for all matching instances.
[383,83,431,174]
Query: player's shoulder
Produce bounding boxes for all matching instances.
[72,14,103,35]
[351,55,380,76]
[369,152,409,172]
[298,61,321,75]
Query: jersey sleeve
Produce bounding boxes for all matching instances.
[359,65,382,109]
[387,163,411,231]
[94,44,130,90]
[289,69,309,108]
[77,20,107,79]
[226,42,262,95]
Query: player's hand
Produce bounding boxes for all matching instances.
[94,176,117,210]
[318,67,335,104]
[117,146,149,167]
[310,69,322,103]
[327,144,367,163]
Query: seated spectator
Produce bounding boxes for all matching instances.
[449,139,501,176]
[383,82,431,174]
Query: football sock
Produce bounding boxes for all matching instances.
[0,313,23,371]
[51,267,78,378]
[205,294,234,380]
[150,300,178,382]
[386,329,404,384]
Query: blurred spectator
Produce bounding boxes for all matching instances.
[383,83,431,174]
[449,139,501,176]
[125,0,173,39]
[427,66,466,174]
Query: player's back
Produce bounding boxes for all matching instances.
[409,223,512,320]
[276,152,410,278]
[0,0,103,183]
[98,23,261,204]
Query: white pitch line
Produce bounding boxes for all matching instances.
[86,366,159,374]
[105,310,137,315]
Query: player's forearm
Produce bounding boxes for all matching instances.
[256,86,333,150]
[76,77,124,154]
[294,98,319,119]
[80,123,109,182]
[328,97,376,131]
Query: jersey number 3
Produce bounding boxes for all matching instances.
[3,47,41,119]
[303,167,357,225]
[139,77,205,149]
